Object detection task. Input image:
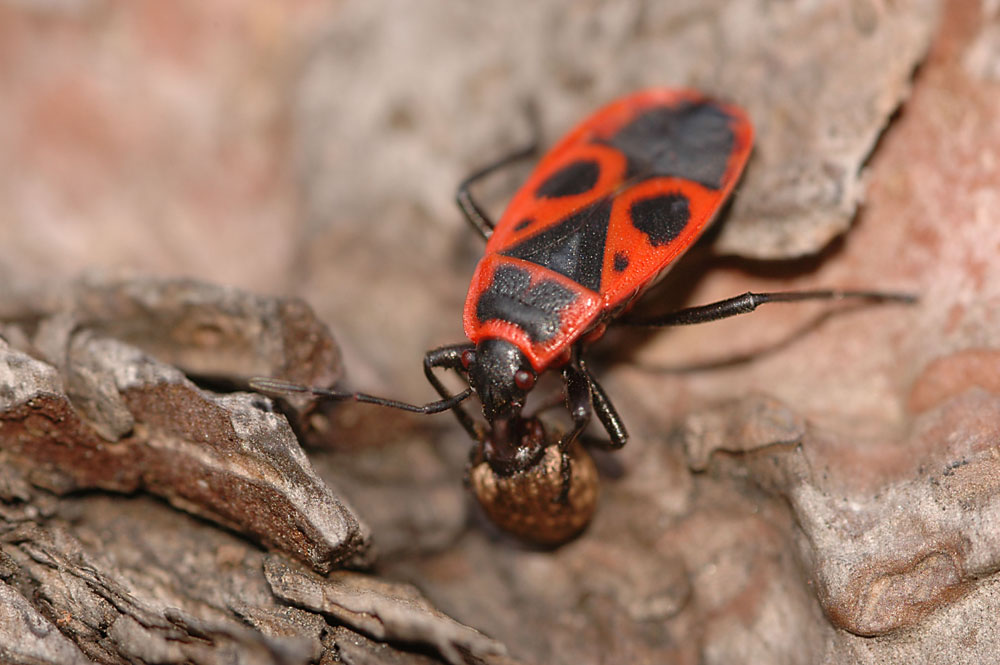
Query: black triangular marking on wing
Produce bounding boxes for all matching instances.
[605,101,735,190]
[494,101,734,294]
[501,199,612,292]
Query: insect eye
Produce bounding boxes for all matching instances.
[461,349,476,370]
[514,369,536,391]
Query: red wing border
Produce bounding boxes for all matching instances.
[465,89,754,370]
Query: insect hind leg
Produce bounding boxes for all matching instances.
[619,289,917,328]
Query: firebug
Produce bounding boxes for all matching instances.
[252,88,914,543]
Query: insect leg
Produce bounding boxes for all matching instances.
[561,357,594,452]
[619,289,917,327]
[555,357,594,503]
[423,343,481,441]
[455,103,541,240]
[577,356,628,449]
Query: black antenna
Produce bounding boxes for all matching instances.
[248,377,473,415]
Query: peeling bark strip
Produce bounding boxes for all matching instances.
[0,495,494,665]
[0,277,371,573]
[264,556,506,665]
[28,275,343,420]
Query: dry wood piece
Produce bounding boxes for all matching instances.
[264,556,506,665]
[714,0,939,257]
[0,277,371,573]
[0,575,91,665]
[0,489,501,664]
[677,388,1000,639]
[681,393,807,472]
[9,274,341,418]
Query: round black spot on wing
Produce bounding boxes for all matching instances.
[630,193,690,247]
[514,218,534,231]
[606,102,735,190]
[535,160,600,199]
[613,251,629,273]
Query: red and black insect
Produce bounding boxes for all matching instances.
[253,89,912,542]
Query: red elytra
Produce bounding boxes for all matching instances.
[464,88,754,372]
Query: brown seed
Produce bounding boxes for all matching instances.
[469,441,598,546]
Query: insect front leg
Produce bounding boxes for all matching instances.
[423,343,480,441]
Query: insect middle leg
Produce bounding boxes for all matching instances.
[559,349,629,452]
[560,356,593,452]
[423,343,479,441]
[554,348,631,501]
[557,357,592,503]
[455,104,542,240]
[578,356,628,449]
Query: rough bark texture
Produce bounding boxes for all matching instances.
[0,278,370,573]
[6,1,1000,664]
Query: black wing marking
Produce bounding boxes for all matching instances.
[606,102,735,190]
[501,101,737,291]
[501,199,612,292]
[534,160,601,198]
[475,264,579,342]
[629,193,691,247]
